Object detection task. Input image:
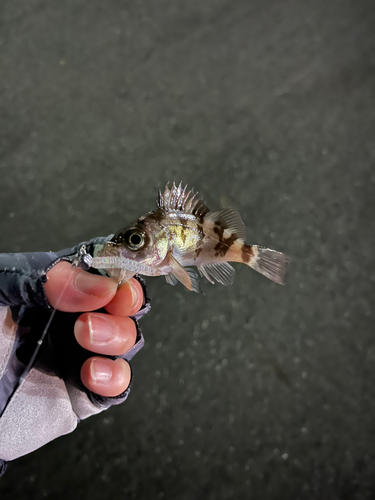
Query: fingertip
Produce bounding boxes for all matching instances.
[45,261,118,312]
[104,278,144,316]
[81,357,131,397]
[74,313,137,355]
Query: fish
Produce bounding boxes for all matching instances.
[92,182,289,292]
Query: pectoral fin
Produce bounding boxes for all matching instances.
[168,254,193,291]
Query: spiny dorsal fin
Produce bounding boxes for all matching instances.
[206,207,246,242]
[198,262,235,286]
[157,182,210,217]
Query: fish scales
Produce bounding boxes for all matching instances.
[94,182,289,291]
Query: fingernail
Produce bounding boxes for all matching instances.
[74,272,116,298]
[128,280,141,308]
[90,359,113,384]
[88,315,114,344]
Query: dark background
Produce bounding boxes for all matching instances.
[1,0,375,498]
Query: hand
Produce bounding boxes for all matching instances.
[44,262,144,397]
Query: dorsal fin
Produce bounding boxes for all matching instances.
[157,182,210,217]
[206,207,246,242]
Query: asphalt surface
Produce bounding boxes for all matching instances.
[1,1,375,499]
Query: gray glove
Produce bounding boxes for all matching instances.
[0,237,150,476]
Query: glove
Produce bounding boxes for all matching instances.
[0,237,150,476]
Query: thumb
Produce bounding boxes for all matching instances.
[45,261,118,312]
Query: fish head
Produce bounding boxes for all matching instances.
[98,211,170,267]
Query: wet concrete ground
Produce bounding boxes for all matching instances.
[1,0,375,498]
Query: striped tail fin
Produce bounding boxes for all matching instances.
[246,245,289,285]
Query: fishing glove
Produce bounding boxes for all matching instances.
[0,237,150,476]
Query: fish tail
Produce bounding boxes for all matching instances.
[241,244,289,285]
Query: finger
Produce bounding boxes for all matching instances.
[45,261,118,312]
[74,313,137,356]
[81,357,131,397]
[104,278,144,317]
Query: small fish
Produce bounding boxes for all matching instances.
[93,182,288,291]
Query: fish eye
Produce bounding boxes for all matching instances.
[124,229,145,251]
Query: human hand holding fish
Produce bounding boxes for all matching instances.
[0,239,149,470]
[44,262,144,397]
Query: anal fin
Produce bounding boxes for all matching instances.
[199,262,235,286]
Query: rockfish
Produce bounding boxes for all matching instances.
[92,182,288,292]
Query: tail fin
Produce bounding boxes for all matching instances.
[249,246,289,285]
